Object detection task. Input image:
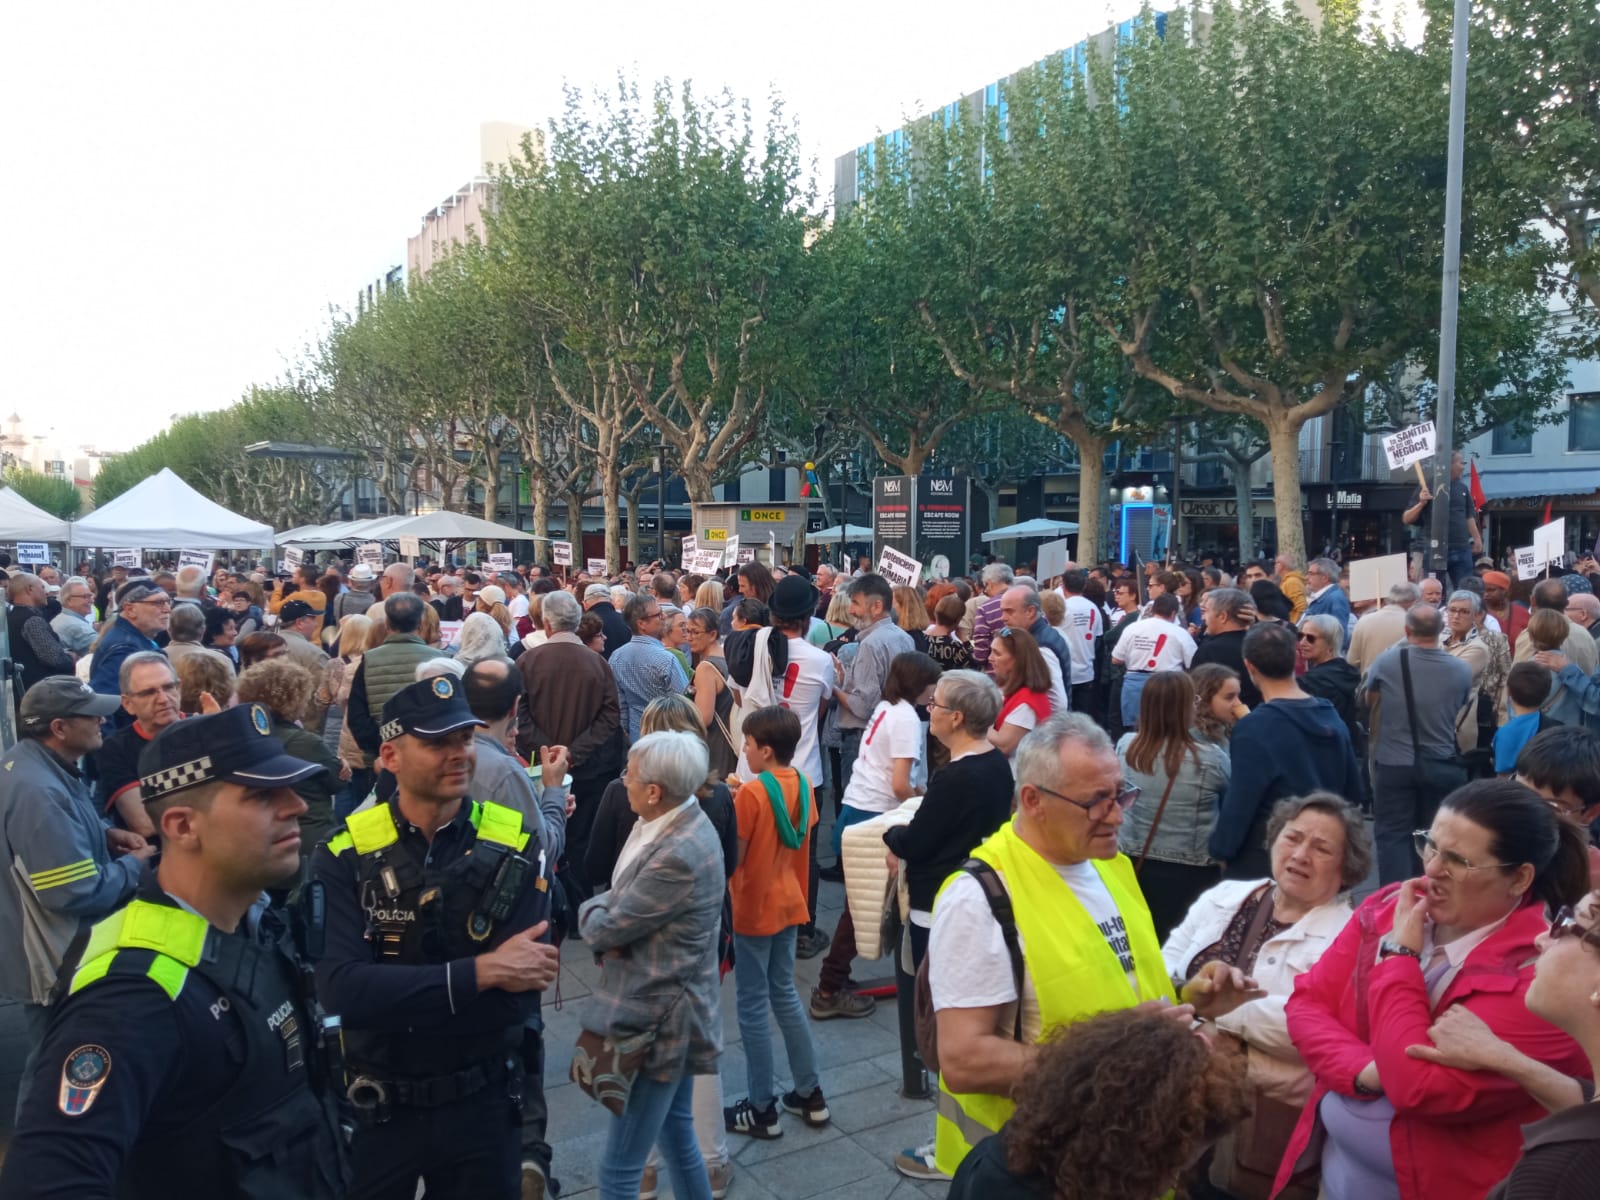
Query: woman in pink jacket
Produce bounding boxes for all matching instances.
[1274,779,1592,1200]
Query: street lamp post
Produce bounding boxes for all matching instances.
[654,442,669,563]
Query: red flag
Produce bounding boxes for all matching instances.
[1469,459,1486,512]
[1542,498,1553,526]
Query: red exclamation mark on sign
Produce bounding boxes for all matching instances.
[1146,634,1167,670]
[780,663,799,709]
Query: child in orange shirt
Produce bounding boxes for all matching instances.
[722,706,830,1141]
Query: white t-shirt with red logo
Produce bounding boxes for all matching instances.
[1060,593,1103,686]
[842,699,925,814]
[735,634,833,786]
[1111,616,1196,673]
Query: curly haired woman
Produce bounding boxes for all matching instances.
[948,1006,1249,1199]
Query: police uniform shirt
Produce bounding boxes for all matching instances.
[0,880,292,1199]
[311,797,547,1043]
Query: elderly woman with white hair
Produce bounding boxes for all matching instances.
[1299,612,1364,756]
[1442,589,1492,753]
[578,730,725,1200]
[454,611,510,667]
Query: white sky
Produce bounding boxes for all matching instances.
[3,0,1143,455]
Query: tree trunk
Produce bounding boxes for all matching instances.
[1230,452,1257,563]
[481,454,501,523]
[1265,417,1307,568]
[624,487,641,569]
[1076,445,1106,565]
[531,474,550,555]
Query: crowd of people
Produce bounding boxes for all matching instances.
[0,543,1598,1200]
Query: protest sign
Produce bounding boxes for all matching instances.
[438,620,463,649]
[177,549,213,575]
[16,543,49,565]
[486,553,513,573]
[1514,546,1540,581]
[1036,538,1071,584]
[736,546,756,566]
[283,546,303,571]
[1347,553,1409,603]
[112,548,141,569]
[689,549,724,575]
[1382,421,1436,471]
[722,536,740,568]
[1532,518,1566,570]
[398,536,420,558]
[877,545,923,589]
[680,535,697,561]
[586,558,607,576]
[357,543,384,569]
[551,541,573,567]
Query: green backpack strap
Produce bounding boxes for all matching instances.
[759,771,811,851]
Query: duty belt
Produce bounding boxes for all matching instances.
[345,1054,513,1119]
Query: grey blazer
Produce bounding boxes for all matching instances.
[577,801,724,1080]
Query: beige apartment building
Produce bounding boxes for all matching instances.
[406,121,542,278]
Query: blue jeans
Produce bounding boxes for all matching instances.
[1446,548,1476,592]
[733,927,820,1110]
[599,1072,711,1200]
[1120,670,1152,729]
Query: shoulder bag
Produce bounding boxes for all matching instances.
[1400,648,1469,799]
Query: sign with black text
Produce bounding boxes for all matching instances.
[357,543,383,569]
[16,542,48,565]
[112,548,141,569]
[1382,421,1436,471]
[586,558,607,577]
[877,545,923,589]
[872,475,914,570]
[283,546,303,572]
[915,474,972,572]
[551,540,573,567]
[486,553,513,574]
[177,549,213,575]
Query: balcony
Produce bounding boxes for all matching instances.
[1298,442,1404,484]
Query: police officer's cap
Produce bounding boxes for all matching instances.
[137,704,328,802]
[379,676,485,744]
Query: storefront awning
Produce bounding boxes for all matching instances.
[1478,469,1600,502]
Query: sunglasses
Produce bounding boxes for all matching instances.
[1298,632,1318,643]
[1550,906,1600,951]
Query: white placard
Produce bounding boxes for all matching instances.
[112,548,141,569]
[689,549,724,576]
[437,620,463,649]
[722,536,740,569]
[1036,538,1071,584]
[1382,420,1436,470]
[1514,546,1541,581]
[1347,553,1410,603]
[16,542,49,565]
[486,553,513,573]
[398,535,420,558]
[275,560,288,575]
[1532,518,1566,569]
[736,546,756,565]
[680,535,697,560]
[877,546,923,589]
[586,558,607,576]
[177,549,213,575]
[551,540,573,567]
[357,543,384,568]
[283,546,304,571]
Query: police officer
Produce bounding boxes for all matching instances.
[312,675,559,1200]
[0,703,348,1200]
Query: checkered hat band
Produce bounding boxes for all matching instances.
[380,719,404,742]
[141,756,214,799]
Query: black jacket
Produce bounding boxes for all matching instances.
[883,748,1013,912]
[7,603,74,706]
[1301,656,1364,753]
[589,601,632,659]
[1191,627,1261,709]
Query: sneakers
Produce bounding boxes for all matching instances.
[894,1141,950,1182]
[795,927,831,959]
[818,861,845,883]
[724,1097,782,1139]
[637,1165,658,1200]
[781,1087,830,1127]
[521,1161,547,1200]
[708,1160,733,1199]
[809,987,875,1020]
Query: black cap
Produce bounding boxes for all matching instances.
[380,676,486,743]
[278,599,316,622]
[137,705,328,802]
[19,677,121,732]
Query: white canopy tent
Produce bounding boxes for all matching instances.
[979,517,1079,544]
[0,487,72,543]
[277,511,537,547]
[70,469,275,551]
[805,523,874,544]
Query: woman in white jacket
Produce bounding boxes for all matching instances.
[1161,791,1372,1200]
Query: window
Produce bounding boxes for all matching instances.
[1570,393,1600,452]
[1491,423,1533,455]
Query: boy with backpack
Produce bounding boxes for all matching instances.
[722,706,831,1139]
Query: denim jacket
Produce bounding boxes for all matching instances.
[1115,731,1230,867]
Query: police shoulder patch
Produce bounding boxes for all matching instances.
[432,677,453,699]
[251,704,271,736]
[59,1044,112,1116]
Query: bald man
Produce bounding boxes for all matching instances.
[1567,592,1600,643]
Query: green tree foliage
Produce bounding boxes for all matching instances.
[5,469,81,520]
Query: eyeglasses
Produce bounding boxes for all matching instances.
[1297,632,1319,643]
[926,700,956,714]
[1412,831,1511,879]
[127,682,181,701]
[1034,781,1140,820]
[1550,906,1600,951]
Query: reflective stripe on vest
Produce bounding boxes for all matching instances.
[931,819,1176,1177]
[472,801,530,852]
[346,804,400,855]
[69,899,209,1000]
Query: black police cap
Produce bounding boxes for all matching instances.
[379,675,485,743]
[137,704,328,802]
